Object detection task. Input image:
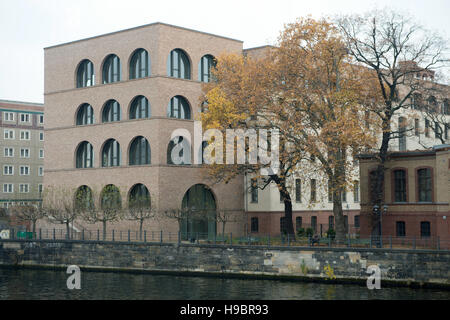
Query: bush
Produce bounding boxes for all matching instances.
[326,228,336,239]
[305,228,314,238]
[296,227,306,238]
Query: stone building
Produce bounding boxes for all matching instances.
[43,22,245,238]
[0,99,44,209]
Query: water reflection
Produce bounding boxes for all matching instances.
[0,268,448,300]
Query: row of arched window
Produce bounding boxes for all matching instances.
[76,95,193,125]
[76,48,216,88]
[411,94,450,115]
[75,183,151,211]
[75,135,195,168]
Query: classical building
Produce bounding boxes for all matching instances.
[0,99,44,209]
[358,145,450,248]
[43,22,245,238]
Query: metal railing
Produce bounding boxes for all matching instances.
[2,227,449,251]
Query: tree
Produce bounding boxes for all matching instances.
[43,185,80,239]
[216,209,246,237]
[337,9,449,236]
[9,201,45,236]
[80,185,123,240]
[202,17,377,241]
[126,187,155,240]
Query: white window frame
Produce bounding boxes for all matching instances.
[19,183,29,193]
[38,166,43,176]
[3,184,13,193]
[20,148,30,158]
[3,112,15,121]
[20,165,30,176]
[39,114,44,124]
[19,113,31,123]
[3,165,14,175]
[39,131,44,141]
[39,148,44,158]
[3,129,15,140]
[4,147,14,157]
[20,130,31,140]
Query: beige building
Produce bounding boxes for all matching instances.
[43,22,246,238]
[0,99,44,208]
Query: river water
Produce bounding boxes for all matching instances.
[0,268,449,300]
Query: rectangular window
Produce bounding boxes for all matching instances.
[38,166,43,176]
[341,190,347,203]
[38,184,43,196]
[251,217,259,233]
[354,215,360,228]
[344,216,348,233]
[3,112,15,121]
[396,221,406,237]
[4,147,14,157]
[420,221,431,238]
[414,119,420,137]
[39,132,44,141]
[353,181,360,202]
[19,113,31,123]
[20,148,30,158]
[295,179,301,202]
[3,184,13,193]
[19,184,29,193]
[394,170,407,202]
[250,178,258,203]
[3,129,14,140]
[310,179,316,203]
[418,168,432,202]
[311,216,317,233]
[20,166,30,175]
[3,165,13,175]
[39,149,44,158]
[296,217,302,230]
[328,216,334,230]
[39,115,44,124]
[20,130,30,140]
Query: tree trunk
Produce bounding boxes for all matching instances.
[66,221,70,240]
[139,219,143,241]
[333,194,346,243]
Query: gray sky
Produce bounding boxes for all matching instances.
[0,0,449,104]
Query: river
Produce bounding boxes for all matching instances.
[0,268,448,300]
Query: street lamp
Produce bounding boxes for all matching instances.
[373,204,379,246]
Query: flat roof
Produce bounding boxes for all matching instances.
[44,22,243,50]
[0,99,44,113]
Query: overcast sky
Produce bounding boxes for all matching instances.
[0,0,449,104]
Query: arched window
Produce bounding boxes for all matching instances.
[129,49,150,79]
[167,49,190,79]
[129,136,150,165]
[129,96,150,120]
[74,185,94,212]
[102,100,121,123]
[420,221,431,238]
[76,103,94,125]
[198,55,216,82]
[167,96,191,119]
[417,168,432,202]
[76,59,95,88]
[427,96,438,113]
[102,139,121,167]
[411,93,422,110]
[102,54,121,84]
[76,141,94,168]
[101,184,122,211]
[167,136,191,165]
[128,184,150,209]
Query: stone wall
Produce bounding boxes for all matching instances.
[0,240,449,288]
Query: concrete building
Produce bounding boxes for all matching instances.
[43,22,245,238]
[0,99,44,209]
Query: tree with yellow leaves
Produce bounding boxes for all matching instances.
[202,17,379,241]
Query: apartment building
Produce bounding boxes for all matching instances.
[0,100,44,208]
[43,22,245,237]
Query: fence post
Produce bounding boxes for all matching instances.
[128,230,130,242]
[230,233,233,246]
[369,235,372,248]
[39,228,42,240]
[169,232,171,242]
[390,235,392,249]
[82,229,85,241]
[160,230,163,243]
[437,236,440,250]
[97,229,99,241]
[268,234,270,247]
[214,233,216,245]
[287,234,290,247]
[53,228,56,240]
[196,232,199,244]
[144,230,147,243]
[178,231,181,245]
[328,236,331,247]
[11,228,15,240]
[347,235,350,248]
[413,236,416,250]
[112,230,115,242]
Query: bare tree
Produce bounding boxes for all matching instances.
[126,191,155,240]
[337,8,449,236]
[10,201,45,236]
